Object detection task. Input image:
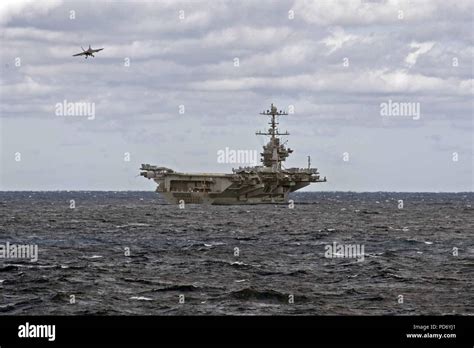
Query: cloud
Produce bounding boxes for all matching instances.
[189,69,471,96]
[0,0,63,25]
[2,75,57,96]
[202,26,294,48]
[405,41,435,67]
[0,0,472,191]
[293,0,438,25]
[319,27,372,54]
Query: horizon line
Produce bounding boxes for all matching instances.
[0,190,472,194]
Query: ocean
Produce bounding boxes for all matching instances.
[0,191,472,315]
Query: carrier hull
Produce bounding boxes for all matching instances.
[145,169,317,205]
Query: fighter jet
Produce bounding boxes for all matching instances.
[72,45,104,59]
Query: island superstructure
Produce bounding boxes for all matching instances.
[140,104,326,204]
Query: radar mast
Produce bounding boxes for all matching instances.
[256,104,293,170]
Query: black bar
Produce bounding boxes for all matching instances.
[0,316,472,347]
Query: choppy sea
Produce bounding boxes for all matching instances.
[0,191,472,315]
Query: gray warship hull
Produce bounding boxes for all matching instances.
[141,169,320,205]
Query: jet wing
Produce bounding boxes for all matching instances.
[91,48,104,53]
[72,52,86,56]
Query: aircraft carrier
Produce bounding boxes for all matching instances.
[140,104,326,204]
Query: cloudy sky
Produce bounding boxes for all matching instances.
[0,0,472,191]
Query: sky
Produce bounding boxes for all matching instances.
[0,0,472,191]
